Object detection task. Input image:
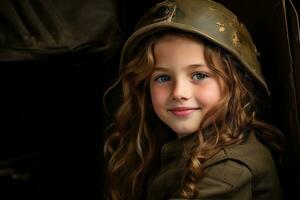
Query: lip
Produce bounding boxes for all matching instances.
[168,107,200,116]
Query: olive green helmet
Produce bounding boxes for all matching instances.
[121,0,270,95]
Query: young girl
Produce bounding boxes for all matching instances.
[104,0,285,199]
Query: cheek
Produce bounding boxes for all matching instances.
[150,85,169,109]
[195,83,222,109]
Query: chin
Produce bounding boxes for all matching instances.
[172,127,198,137]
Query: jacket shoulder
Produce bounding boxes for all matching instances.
[204,133,275,176]
[197,159,252,199]
[200,133,282,199]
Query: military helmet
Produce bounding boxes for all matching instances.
[120,0,270,95]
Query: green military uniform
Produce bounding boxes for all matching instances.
[146,133,282,199]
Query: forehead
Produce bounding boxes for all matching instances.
[153,34,224,68]
[154,33,202,46]
[153,35,204,66]
[153,34,204,54]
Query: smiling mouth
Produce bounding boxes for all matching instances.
[168,107,200,116]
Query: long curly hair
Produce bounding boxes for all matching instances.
[103,30,284,199]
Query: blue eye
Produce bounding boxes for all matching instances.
[192,73,208,80]
[155,75,170,83]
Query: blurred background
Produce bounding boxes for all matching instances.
[0,0,299,199]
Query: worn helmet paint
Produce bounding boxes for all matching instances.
[121,0,270,95]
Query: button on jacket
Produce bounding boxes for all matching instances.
[146,132,282,200]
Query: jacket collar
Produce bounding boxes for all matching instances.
[160,133,198,164]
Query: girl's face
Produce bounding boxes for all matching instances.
[149,35,223,138]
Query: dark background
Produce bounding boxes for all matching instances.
[0,0,299,199]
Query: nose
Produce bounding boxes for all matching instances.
[172,79,191,101]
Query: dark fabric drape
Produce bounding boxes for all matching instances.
[0,0,121,199]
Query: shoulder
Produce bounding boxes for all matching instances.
[197,133,282,199]
[204,133,275,176]
[196,158,252,198]
[225,133,278,180]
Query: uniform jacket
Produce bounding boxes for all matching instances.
[145,132,282,200]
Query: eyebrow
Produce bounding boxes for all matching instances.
[187,63,207,69]
[153,63,207,71]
